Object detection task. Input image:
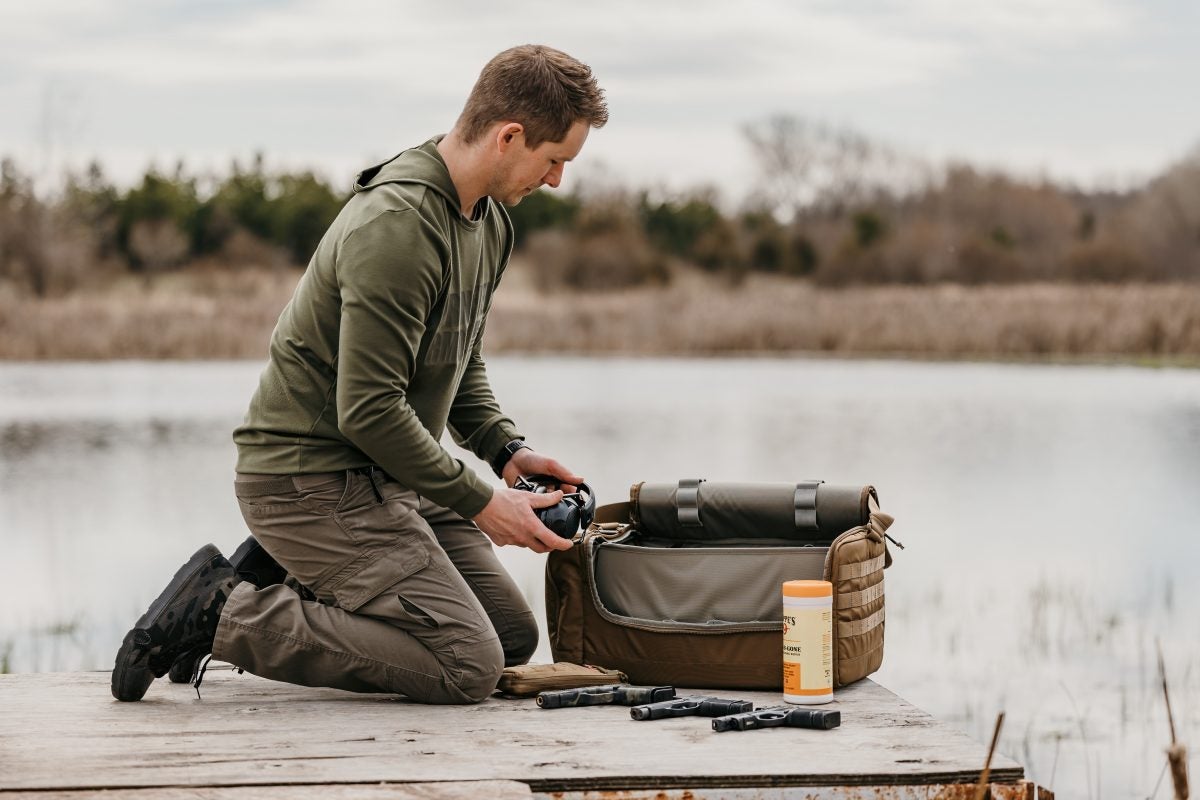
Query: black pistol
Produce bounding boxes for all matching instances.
[536,684,676,709]
[630,696,754,721]
[711,706,842,732]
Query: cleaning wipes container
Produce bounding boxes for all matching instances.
[782,579,833,704]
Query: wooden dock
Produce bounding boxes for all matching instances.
[0,669,1046,798]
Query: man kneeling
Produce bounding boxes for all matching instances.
[111,44,608,704]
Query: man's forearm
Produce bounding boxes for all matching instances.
[447,349,523,466]
[338,392,495,519]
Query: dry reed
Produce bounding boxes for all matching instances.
[1158,642,1190,800]
[490,265,1200,361]
[974,711,1006,800]
[2,265,1199,361]
[0,268,298,360]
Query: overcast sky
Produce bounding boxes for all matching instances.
[2,0,1197,203]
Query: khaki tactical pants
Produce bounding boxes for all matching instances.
[212,468,538,704]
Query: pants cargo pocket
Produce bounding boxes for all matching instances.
[353,558,505,701]
[324,541,431,613]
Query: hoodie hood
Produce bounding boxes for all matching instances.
[352,138,464,212]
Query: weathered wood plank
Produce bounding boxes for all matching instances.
[0,781,532,799]
[0,670,1022,793]
[535,786,1044,800]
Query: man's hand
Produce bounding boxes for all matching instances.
[502,448,585,493]
[473,487,573,553]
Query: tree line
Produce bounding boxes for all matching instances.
[0,155,344,296]
[2,117,1198,297]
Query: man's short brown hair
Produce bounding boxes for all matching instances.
[456,45,608,149]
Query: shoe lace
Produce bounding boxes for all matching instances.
[192,654,213,700]
[190,654,245,699]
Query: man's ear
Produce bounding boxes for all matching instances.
[495,123,525,154]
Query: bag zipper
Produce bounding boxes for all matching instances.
[599,540,829,556]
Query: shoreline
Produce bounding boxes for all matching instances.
[2,266,1198,363]
[3,350,1197,370]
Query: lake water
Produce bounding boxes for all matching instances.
[2,357,1198,798]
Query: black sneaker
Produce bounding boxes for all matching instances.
[227,535,288,589]
[165,536,287,684]
[111,544,239,702]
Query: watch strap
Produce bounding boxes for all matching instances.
[492,439,531,477]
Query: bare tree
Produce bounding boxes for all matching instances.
[743,114,923,219]
[742,115,824,218]
[1127,147,1200,280]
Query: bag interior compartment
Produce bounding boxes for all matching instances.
[592,534,827,624]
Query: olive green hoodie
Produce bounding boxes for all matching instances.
[233,138,520,518]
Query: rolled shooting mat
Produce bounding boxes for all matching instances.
[630,480,878,542]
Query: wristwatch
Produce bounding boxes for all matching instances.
[492,439,531,477]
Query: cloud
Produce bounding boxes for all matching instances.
[898,0,1135,47]
[0,0,1174,194]
[6,0,1135,90]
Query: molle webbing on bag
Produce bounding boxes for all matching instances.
[837,581,884,608]
[838,553,887,579]
[839,607,885,638]
[630,480,878,542]
[823,511,893,686]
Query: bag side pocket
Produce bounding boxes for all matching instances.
[823,512,893,686]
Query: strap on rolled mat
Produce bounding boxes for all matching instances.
[676,478,705,527]
[794,480,823,532]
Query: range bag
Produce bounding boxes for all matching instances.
[545,479,897,690]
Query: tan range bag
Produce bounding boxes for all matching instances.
[546,480,896,690]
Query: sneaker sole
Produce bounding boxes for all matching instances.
[111,543,224,701]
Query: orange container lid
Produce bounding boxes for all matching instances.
[782,579,833,598]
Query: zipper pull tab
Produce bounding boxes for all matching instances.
[884,532,905,550]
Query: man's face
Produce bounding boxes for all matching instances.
[489,120,590,206]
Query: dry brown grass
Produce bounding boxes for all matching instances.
[0,267,299,360]
[2,265,1198,361]
[490,266,1200,360]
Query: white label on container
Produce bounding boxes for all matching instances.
[783,606,833,695]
